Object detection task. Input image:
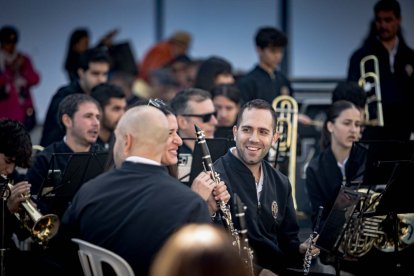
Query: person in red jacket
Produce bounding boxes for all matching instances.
[0,26,40,131]
[138,31,191,82]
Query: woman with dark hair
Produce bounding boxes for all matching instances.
[193,56,234,92]
[306,101,362,228]
[64,28,90,82]
[211,84,241,139]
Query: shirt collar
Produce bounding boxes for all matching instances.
[126,156,161,166]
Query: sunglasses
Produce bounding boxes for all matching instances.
[181,111,217,123]
[147,98,167,109]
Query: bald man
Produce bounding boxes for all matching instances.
[57,106,211,276]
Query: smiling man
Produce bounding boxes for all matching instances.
[214,99,320,275]
[170,88,218,184]
[27,94,102,214]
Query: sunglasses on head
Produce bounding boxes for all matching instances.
[147,98,167,109]
[181,111,217,123]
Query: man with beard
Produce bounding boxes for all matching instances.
[91,83,126,149]
[347,0,414,141]
[40,48,110,146]
[26,94,102,216]
[214,99,319,275]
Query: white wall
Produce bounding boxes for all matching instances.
[1,0,413,123]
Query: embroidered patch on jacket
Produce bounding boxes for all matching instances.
[405,64,413,77]
[271,201,278,219]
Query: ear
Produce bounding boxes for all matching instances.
[327,121,334,134]
[124,133,133,155]
[232,125,238,140]
[272,131,280,144]
[177,115,189,130]
[77,68,85,79]
[62,114,72,129]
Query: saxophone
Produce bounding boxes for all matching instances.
[194,125,240,248]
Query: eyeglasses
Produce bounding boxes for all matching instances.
[147,98,167,109]
[180,111,217,123]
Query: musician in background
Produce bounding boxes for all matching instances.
[90,83,126,150]
[306,101,362,230]
[211,84,241,139]
[347,0,414,140]
[57,105,211,275]
[0,119,60,275]
[214,99,319,275]
[41,47,110,147]
[306,100,411,275]
[26,94,102,214]
[170,88,218,184]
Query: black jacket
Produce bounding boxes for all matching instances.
[214,151,301,274]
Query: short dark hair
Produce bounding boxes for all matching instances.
[374,0,401,18]
[211,84,241,106]
[0,25,18,44]
[193,56,233,92]
[255,27,287,49]
[236,99,277,133]
[57,94,100,130]
[78,47,110,71]
[332,81,366,109]
[170,88,212,115]
[91,83,125,108]
[0,119,32,168]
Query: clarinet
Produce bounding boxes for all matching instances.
[194,125,240,248]
[303,206,324,275]
[234,193,254,276]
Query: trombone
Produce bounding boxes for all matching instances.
[358,55,384,127]
[271,95,299,210]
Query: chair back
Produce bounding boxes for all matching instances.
[72,238,135,276]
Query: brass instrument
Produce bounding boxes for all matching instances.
[6,178,60,245]
[341,189,414,257]
[194,125,240,249]
[358,55,384,127]
[271,95,299,209]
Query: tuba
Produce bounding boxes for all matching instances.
[358,55,384,127]
[271,95,299,209]
[5,177,60,246]
[341,188,414,257]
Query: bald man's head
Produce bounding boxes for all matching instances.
[113,106,169,167]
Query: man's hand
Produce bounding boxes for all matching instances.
[191,172,215,202]
[212,181,230,204]
[7,181,31,213]
[299,235,320,258]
